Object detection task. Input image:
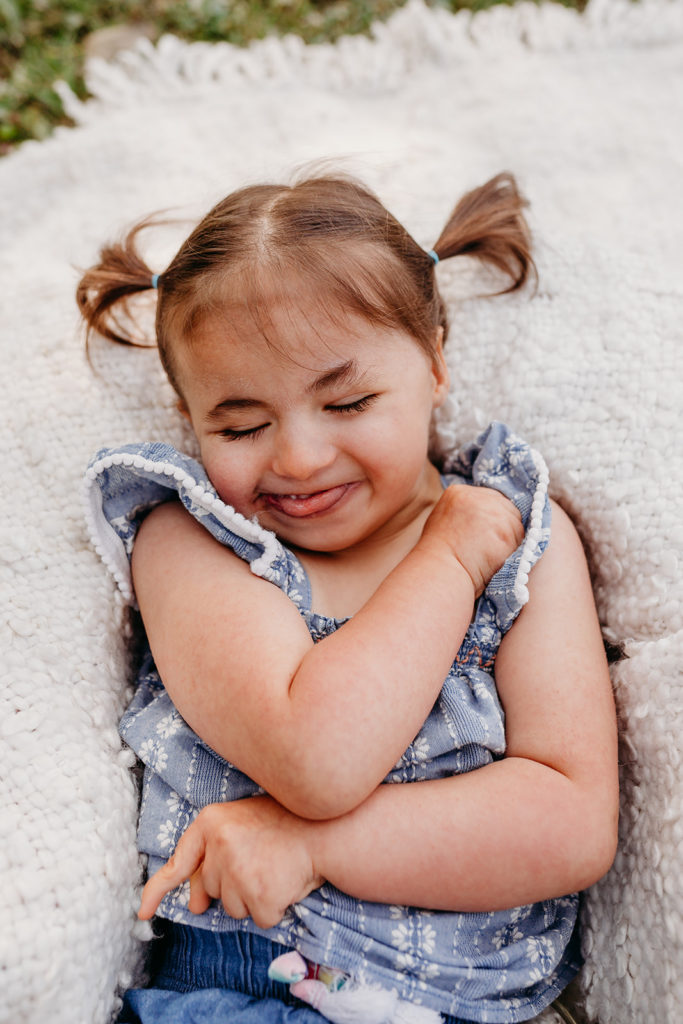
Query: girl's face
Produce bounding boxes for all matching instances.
[176,292,449,554]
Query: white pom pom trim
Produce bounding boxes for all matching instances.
[83,452,283,602]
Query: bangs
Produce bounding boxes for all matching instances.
[171,241,440,360]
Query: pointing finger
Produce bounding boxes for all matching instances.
[138,821,207,920]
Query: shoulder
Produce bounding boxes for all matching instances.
[132,500,313,691]
[132,499,263,597]
[500,498,601,659]
[134,498,233,556]
[543,499,591,576]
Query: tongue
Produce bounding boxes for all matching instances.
[265,484,348,518]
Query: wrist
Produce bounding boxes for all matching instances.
[413,534,479,599]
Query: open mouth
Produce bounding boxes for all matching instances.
[261,483,356,518]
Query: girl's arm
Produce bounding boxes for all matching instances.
[314,502,618,909]
[131,484,521,820]
[139,501,618,927]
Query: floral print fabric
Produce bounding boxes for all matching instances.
[85,422,580,1022]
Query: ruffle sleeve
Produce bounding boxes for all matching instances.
[83,440,309,608]
[443,420,552,634]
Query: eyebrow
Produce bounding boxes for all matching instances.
[207,360,365,420]
[307,359,362,394]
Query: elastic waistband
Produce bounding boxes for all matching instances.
[152,921,294,999]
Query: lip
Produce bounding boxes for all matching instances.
[260,482,358,519]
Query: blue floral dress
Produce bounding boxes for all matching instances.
[85,422,580,1024]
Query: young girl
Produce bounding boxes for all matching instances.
[79,171,618,1024]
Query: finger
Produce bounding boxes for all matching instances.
[250,903,286,931]
[220,885,249,921]
[138,823,207,920]
[242,884,287,931]
[188,867,212,916]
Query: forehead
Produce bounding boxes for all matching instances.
[179,271,421,382]
[181,307,402,389]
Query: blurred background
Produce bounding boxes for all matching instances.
[0,0,586,155]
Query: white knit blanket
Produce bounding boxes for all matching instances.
[2,2,682,1022]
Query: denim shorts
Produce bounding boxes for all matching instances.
[117,922,476,1024]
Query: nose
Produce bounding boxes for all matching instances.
[270,422,336,482]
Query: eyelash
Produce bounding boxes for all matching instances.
[218,425,267,441]
[218,395,377,441]
[327,395,376,415]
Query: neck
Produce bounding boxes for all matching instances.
[292,460,444,618]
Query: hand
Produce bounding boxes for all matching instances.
[420,485,523,596]
[138,796,324,930]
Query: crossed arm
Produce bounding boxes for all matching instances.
[131,494,618,927]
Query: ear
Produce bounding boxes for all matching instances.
[430,327,450,409]
[177,398,192,422]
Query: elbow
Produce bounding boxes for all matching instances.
[261,724,385,820]
[565,794,619,893]
[532,762,620,896]
[585,772,620,887]
[282,793,357,822]
[268,757,377,821]
[275,781,373,822]
[581,813,619,890]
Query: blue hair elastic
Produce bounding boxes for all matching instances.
[151,273,160,289]
[426,249,439,266]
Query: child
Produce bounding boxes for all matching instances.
[79,171,618,1024]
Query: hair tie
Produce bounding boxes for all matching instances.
[151,273,160,290]
[426,249,439,266]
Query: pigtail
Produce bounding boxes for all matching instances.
[432,173,536,293]
[76,219,160,348]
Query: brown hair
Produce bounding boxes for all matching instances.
[77,171,535,395]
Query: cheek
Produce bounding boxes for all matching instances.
[366,400,432,450]
[200,443,255,511]
[353,410,430,482]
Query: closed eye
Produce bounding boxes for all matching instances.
[218,423,269,441]
[217,395,377,438]
[327,395,377,415]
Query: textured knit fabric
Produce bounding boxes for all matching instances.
[84,422,580,1023]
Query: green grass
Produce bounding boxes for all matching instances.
[0,0,585,154]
